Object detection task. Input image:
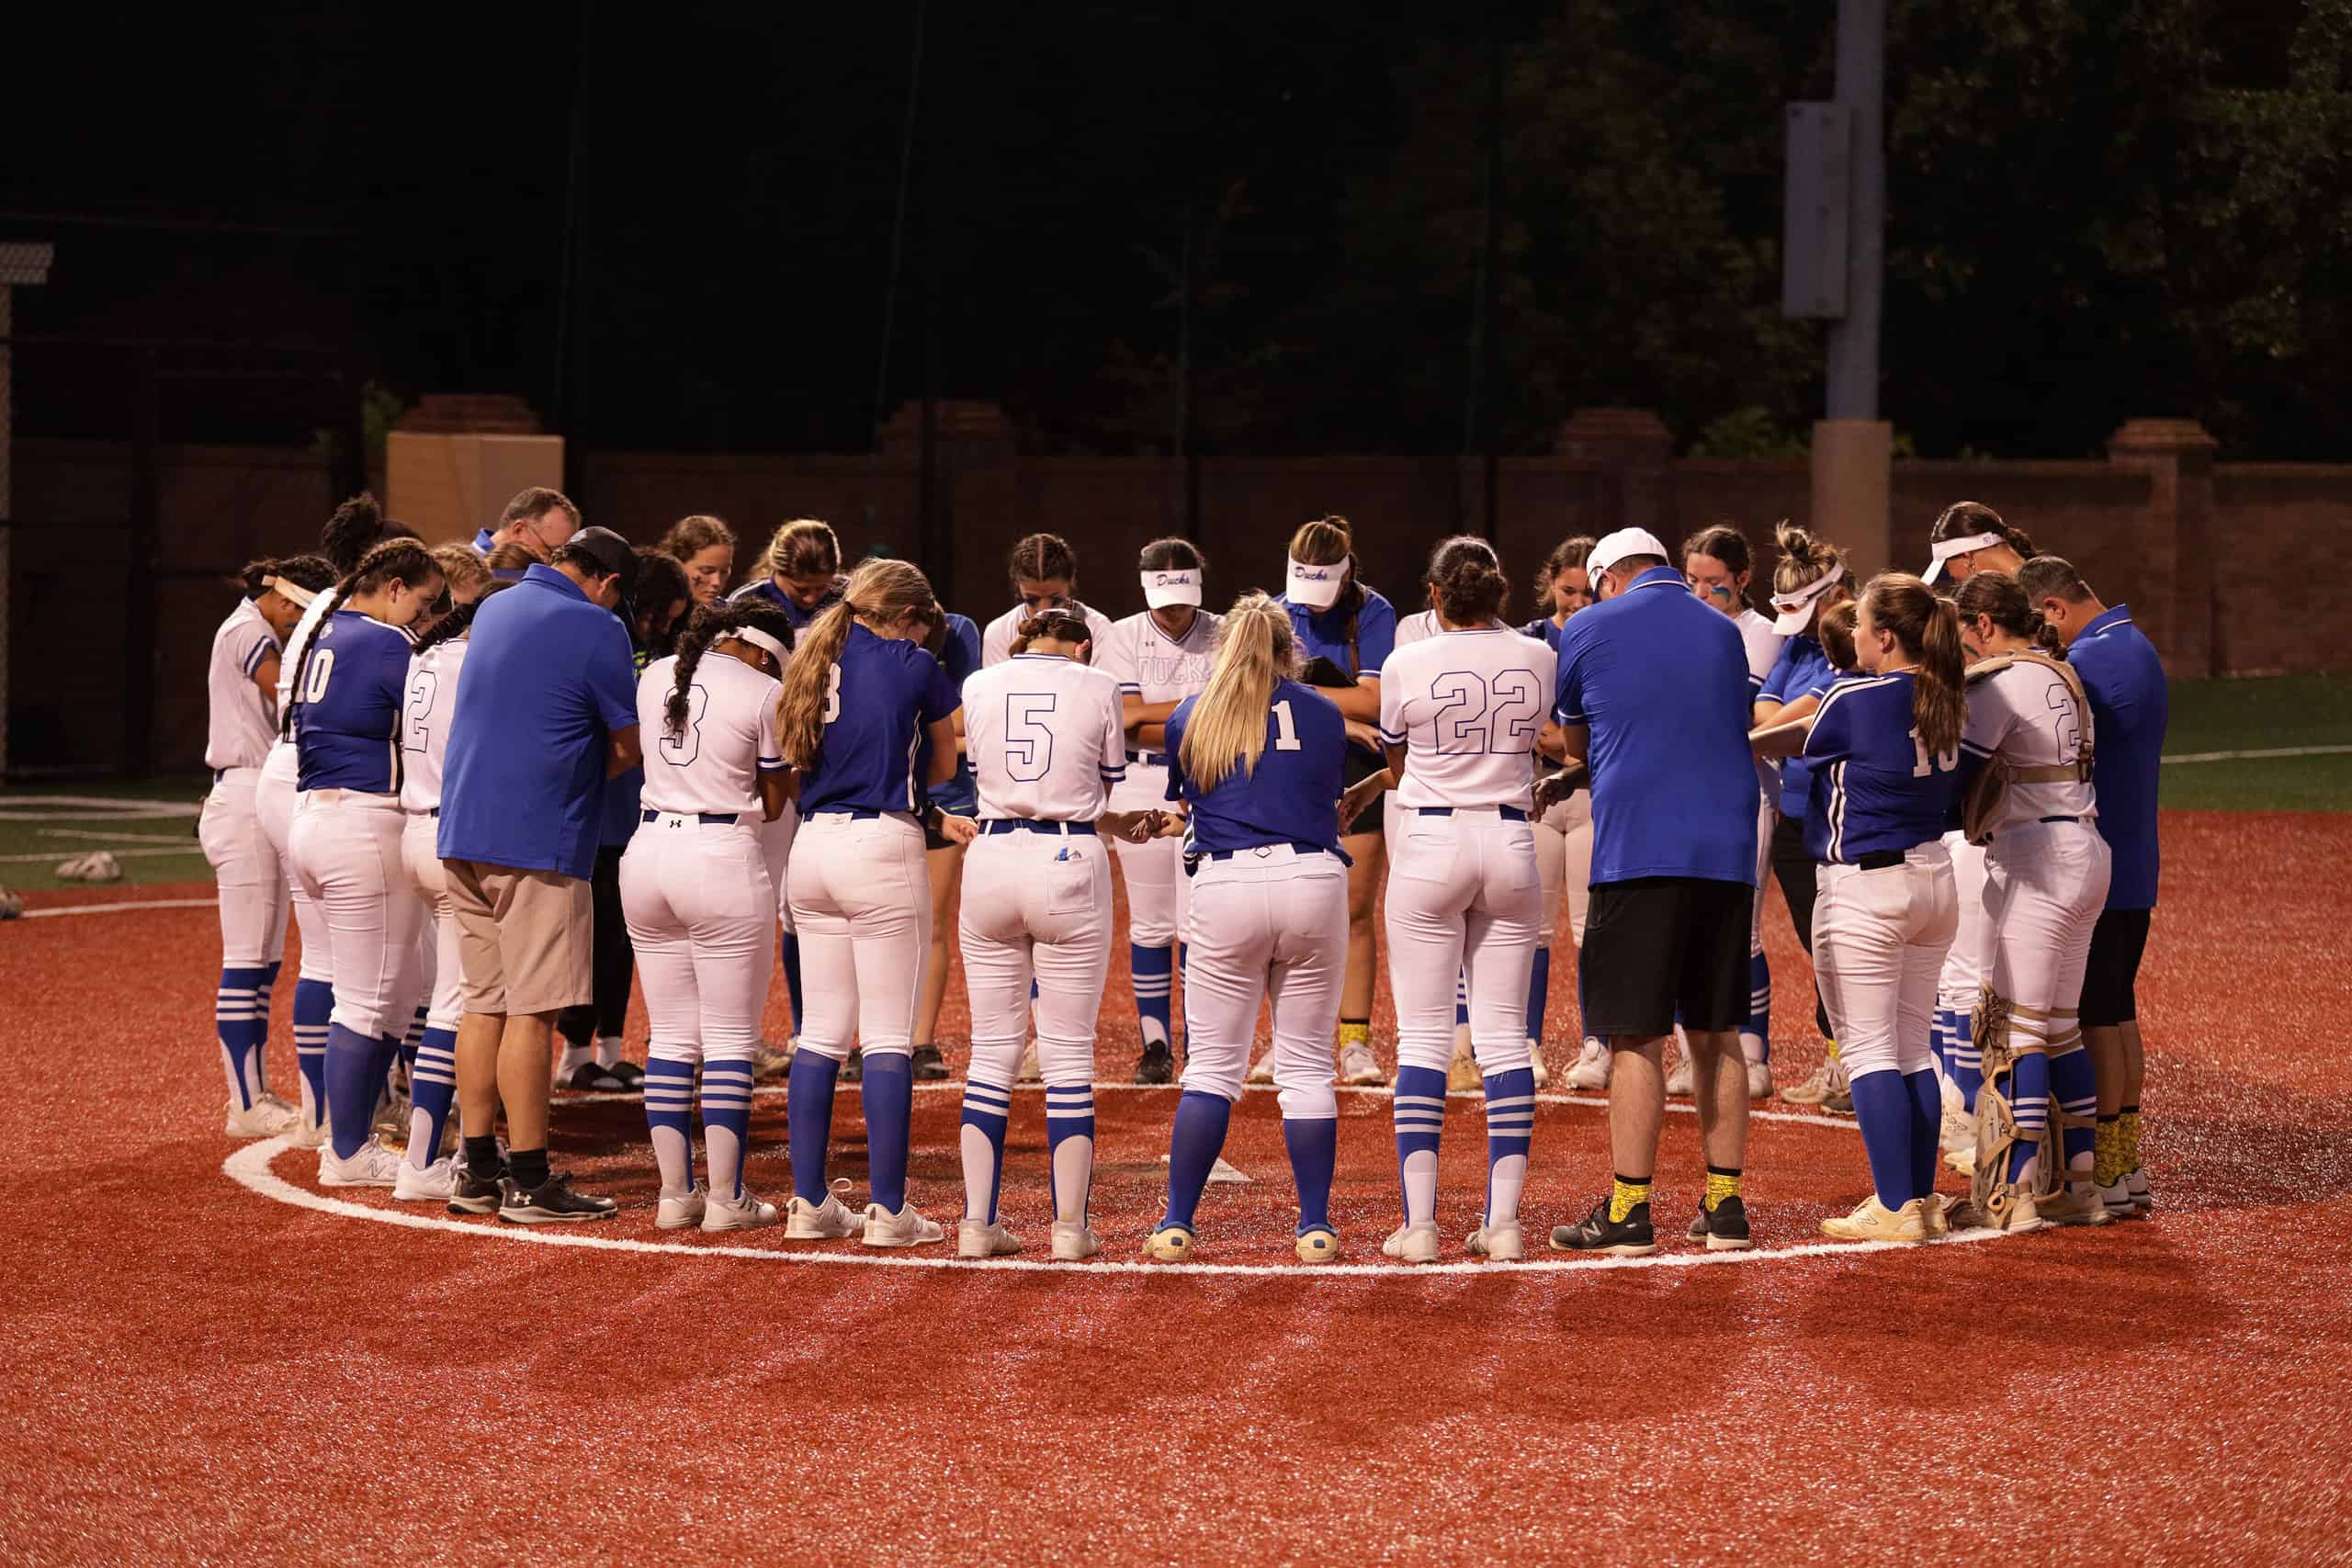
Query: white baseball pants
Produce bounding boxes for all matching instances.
[1813,848,1959,1079]
[254,742,332,985]
[786,811,930,1061]
[1984,820,2112,1016]
[1385,807,1541,1075]
[1107,763,1188,948]
[621,814,775,1066]
[401,812,464,1034]
[1935,831,1993,1017]
[759,798,800,935]
[288,790,425,1040]
[1179,846,1349,1119]
[199,765,288,967]
[959,829,1113,1088]
[1534,785,1593,953]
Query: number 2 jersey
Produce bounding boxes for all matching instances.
[1163,679,1348,859]
[635,650,786,817]
[960,652,1128,821]
[294,610,413,795]
[400,637,470,812]
[1376,626,1556,810]
[1800,671,1962,863]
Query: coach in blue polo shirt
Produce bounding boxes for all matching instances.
[2018,555,2167,1215]
[438,525,643,1224]
[469,487,579,571]
[1543,526,1762,1257]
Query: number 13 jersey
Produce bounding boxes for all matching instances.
[1376,627,1557,810]
[959,653,1129,821]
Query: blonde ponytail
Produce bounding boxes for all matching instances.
[772,557,940,770]
[1180,592,1298,794]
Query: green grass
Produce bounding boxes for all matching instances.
[2160,675,2352,812]
[0,774,214,892]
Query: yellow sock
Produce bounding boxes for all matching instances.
[2120,1108,2142,1172]
[1339,1020,1370,1051]
[2093,1121,2122,1187]
[1824,1037,1840,1061]
[1703,1169,1742,1212]
[1609,1177,1652,1224]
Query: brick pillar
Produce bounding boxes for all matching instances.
[2107,418,2217,678]
[387,395,564,542]
[1556,407,1674,537]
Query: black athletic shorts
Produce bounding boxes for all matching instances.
[1341,746,1385,839]
[2078,908,2152,1028]
[1578,876,1753,1037]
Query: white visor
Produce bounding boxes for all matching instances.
[1923,531,2003,583]
[1142,568,1203,609]
[1286,556,1346,611]
[1770,566,1844,635]
[734,626,789,664]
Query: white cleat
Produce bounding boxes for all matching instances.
[1563,1038,1611,1092]
[1527,1039,1550,1090]
[1338,1041,1385,1087]
[785,1180,862,1240]
[862,1200,946,1247]
[1745,1059,1773,1100]
[1245,1047,1276,1085]
[703,1187,781,1232]
[1663,1056,1695,1098]
[1466,1221,1524,1261]
[1016,1040,1043,1084]
[958,1218,1023,1258]
[2127,1168,2153,1213]
[391,1156,459,1203]
[1051,1222,1103,1261]
[1383,1221,1442,1265]
[656,1183,709,1230]
[223,1094,300,1140]
[2096,1178,2135,1220]
[317,1141,401,1188]
[288,1111,331,1150]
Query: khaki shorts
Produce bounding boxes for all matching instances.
[442,858,594,1016]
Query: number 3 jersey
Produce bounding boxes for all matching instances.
[797,621,961,816]
[635,650,786,818]
[294,610,414,795]
[959,653,1128,821]
[400,637,471,813]
[1376,627,1557,810]
[1800,671,1963,863]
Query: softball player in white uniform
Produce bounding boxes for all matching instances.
[1953,571,2112,1231]
[201,556,334,1138]
[1525,541,1599,1091]
[255,574,344,1145]
[978,532,1116,668]
[956,611,1162,1260]
[1369,552,1554,1263]
[1095,541,1219,1083]
[625,604,796,1233]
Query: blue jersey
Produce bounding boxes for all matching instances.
[2068,604,2167,908]
[1554,566,1758,886]
[1164,679,1349,861]
[1520,616,1565,651]
[294,611,412,794]
[1278,586,1396,679]
[921,612,984,815]
[731,575,842,633]
[797,622,961,816]
[1800,672,1962,863]
[1758,634,1836,817]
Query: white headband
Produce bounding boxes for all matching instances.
[1141,568,1203,609]
[266,576,318,608]
[1923,531,2005,582]
[733,627,789,664]
[1770,566,1844,635]
[1286,556,1346,611]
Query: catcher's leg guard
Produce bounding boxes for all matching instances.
[1968,984,2050,1230]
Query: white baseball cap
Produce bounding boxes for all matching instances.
[1587,527,1671,581]
[1141,568,1203,609]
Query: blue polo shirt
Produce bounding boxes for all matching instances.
[921,612,984,815]
[437,564,640,879]
[1758,634,1836,817]
[2067,604,2167,909]
[1554,565,1758,886]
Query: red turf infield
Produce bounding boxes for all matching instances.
[4,809,2349,1563]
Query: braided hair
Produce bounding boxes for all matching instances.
[281,537,441,740]
[665,601,797,743]
[412,580,512,655]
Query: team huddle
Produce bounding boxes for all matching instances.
[198,486,2165,1261]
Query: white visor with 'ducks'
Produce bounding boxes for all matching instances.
[1141,568,1202,609]
[1770,567,1844,635]
[1287,556,1346,610]
[1923,531,2004,583]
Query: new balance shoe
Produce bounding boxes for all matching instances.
[861,1200,945,1247]
[1295,1227,1340,1265]
[1051,1222,1102,1261]
[1466,1221,1524,1261]
[656,1183,709,1231]
[446,1163,506,1215]
[1245,1047,1275,1085]
[497,1172,618,1224]
[703,1188,781,1232]
[2037,1184,2113,1227]
[1745,1059,1772,1100]
[391,1156,458,1203]
[558,1061,626,1093]
[1820,1195,1928,1243]
[785,1181,862,1239]
[1563,1038,1611,1092]
[1383,1220,1441,1265]
[318,1141,401,1188]
[1134,1042,1175,1086]
[1144,1224,1194,1261]
[958,1218,1022,1258]
[1663,1057,1695,1098]
[1781,1051,1840,1106]
[1551,1199,1657,1257]
[910,1044,951,1082]
[1685,1194,1754,1251]
[223,1094,300,1140]
[1338,1041,1385,1087]
[1527,1041,1550,1090]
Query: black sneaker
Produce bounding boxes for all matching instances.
[1134,1042,1175,1086]
[1685,1194,1754,1252]
[1549,1198,1658,1257]
[841,1047,865,1084]
[910,1045,950,1081]
[447,1163,507,1215]
[605,1059,646,1089]
[498,1172,619,1224]
[559,1061,626,1093]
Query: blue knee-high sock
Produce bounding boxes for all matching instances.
[293,979,334,1125]
[1392,1064,1448,1226]
[378,1033,403,1119]
[1159,1089,1233,1233]
[1283,1116,1337,1235]
[787,1051,840,1202]
[1903,1067,1942,1204]
[255,959,281,1084]
[959,1077,1012,1223]
[1950,1010,1982,1114]
[1524,945,1552,1046]
[644,1057,697,1192]
[1849,1068,1915,1210]
[401,1005,425,1075]
[779,931,806,1036]
[1482,1066,1535,1224]
[2050,1046,2098,1176]
[216,964,270,1110]
[2005,1053,2052,1183]
[1454,970,1470,1029]
[701,1059,754,1200]
[1131,944,1174,1050]
[862,1053,914,1214]
[1929,1010,1952,1079]
[323,1022,384,1160]
[1747,951,1772,1058]
[408,1027,458,1168]
[1045,1082,1095,1224]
